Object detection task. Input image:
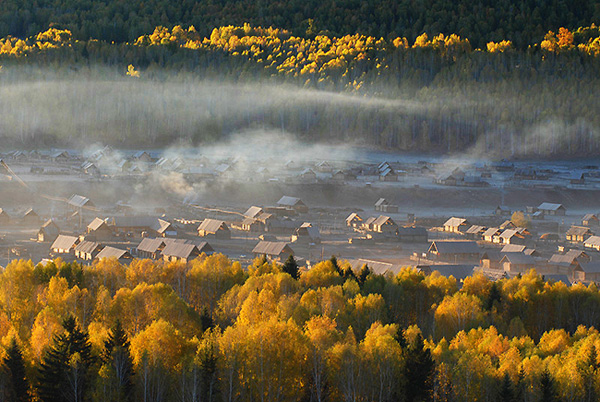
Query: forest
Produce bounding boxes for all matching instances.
[0,0,598,49]
[0,255,600,401]
[1,24,600,155]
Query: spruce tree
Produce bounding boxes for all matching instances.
[358,264,371,286]
[282,254,299,279]
[498,372,515,402]
[404,333,435,401]
[540,369,559,402]
[103,320,134,402]
[3,338,29,402]
[37,315,96,402]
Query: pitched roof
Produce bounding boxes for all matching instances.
[501,244,526,253]
[444,217,467,227]
[68,194,93,208]
[51,235,78,250]
[277,196,304,207]
[428,264,476,281]
[372,215,396,226]
[40,219,59,233]
[566,226,593,236]
[585,236,600,247]
[430,240,479,254]
[483,227,500,237]
[244,206,264,219]
[466,225,486,234]
[499,220,516,229]
[137,238,167,253]
[346,213,362,223]
[347,259,403,275]
[88,217,108,231]
[500,252,535,265]
[252,241,293,256]
[96,246,131,260]
[549,250,586,266]
[583,214,598,221]
[74,240,101,254]
[578,262,600,274]
[374,198,389,207]
[153,219,172,234]
[538,202,564,211]
[198,219,228,233]
[499,229,520,240]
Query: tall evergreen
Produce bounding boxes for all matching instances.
[540,369,559,402]
[282,254,299,279]
[37,315,96,402]
[404,333,435,402]
[3,338,29,402]
[498,372,515,402]
[102,320,135,402]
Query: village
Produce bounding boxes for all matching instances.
[1,146,600,285]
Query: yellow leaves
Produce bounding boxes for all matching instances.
[126,64,140,78]
[541,27,575,53]
[538,329,570,356]
[393,37,409,49]
[487,40,513,53]
[130,318,195,369]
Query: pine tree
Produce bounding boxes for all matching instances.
[200,307,214,331]
[329,255,342,275]
[498,372,515,402]
[37,315,96,402]
[3,338,29,402]
[540,369,559,402]
[404,333,435,401]
[484,282,502,311]
[102,320,134,402]
[282,254,299,279]
[358,264,371,286]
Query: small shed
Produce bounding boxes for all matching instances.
[582,214,599,227]
[371,215,398,234]
[538,203,566,216]
[50,235,80,254]
[291,223,321,244]
[87,218,113,240]
[443,217,469,233]
[346,213,363,228]
[277,196,308,213]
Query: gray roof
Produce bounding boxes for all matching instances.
[499,229,520,240]
[197,219,228,233]
[578,262,600,274]
[466,225,486,234]
[51,235,78,250]
[96,246,131,260]
[549,250,586,266]
[277,196,305,207]
[543,274,571,286]
[397,226,427,236]
[374,198,389,207]
[346,213,362,223]
[40,219,59,235]
[500,252,535,265]
[244,206,263,219]
[429,240,480,254]
[68,194,93,208]
[538,202,564,211]
[583,214,598,221]
[364,216,377,226]
[162,241,213,259]
[137,238,167,253]
[252,241,293,256]
[501,244,526,253]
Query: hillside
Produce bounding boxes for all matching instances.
[1,0,599,48]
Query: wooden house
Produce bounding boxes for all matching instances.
[427,240,480,262]
[370,215,398,234]
[566,226,594,243]
[74,241,103,260]
[87,218,113,240]
[397,226,428,242]
[538,203,566,216]
[465,225,486,239]
[252,241,294,262]
[315,161,333,173]
[21,209,39,225]
[277,196,308,213]
[38,219,60,242]
[500,253,536,273]
[161,241,214,263]
[495,206,511,216]
[582,214,599,227]
[197,219,231,239]
[132,151,153,163]
[50,235,80,255]
[548,250,590,275]
[584,236,600,251]
[292,222,321,244]
[379,167,398,182]
[483,227,501,242]
[346,213,363,228]
[95,246,133,263]
[374,198,399,213]
[137,238,168,260]
[497,229,527,245]
[68,194,95,212]
[443,217,469,233]
[573,262,600,283]
[299,168,317,181]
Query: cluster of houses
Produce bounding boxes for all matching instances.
[346,212,427,243]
